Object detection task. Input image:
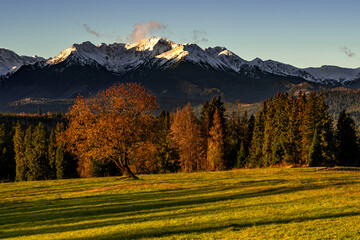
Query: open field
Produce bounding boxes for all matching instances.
[1,168,360,239]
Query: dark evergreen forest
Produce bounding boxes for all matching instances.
[1,91,359,182]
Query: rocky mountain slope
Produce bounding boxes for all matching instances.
[0,37,359,112]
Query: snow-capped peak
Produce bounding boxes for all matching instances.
[0,48,44,76]
[125,37,178,53]
[2,37,360,84]
[205,47,247,72]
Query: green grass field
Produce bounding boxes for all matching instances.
[1,168,360,239]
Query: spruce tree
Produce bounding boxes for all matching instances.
[236,142,247,168]
[54,122,68,178]
[200,96,226,137]
[0,124,15,181]
[14,123,27,181]
[316,93,335,167]
[225,111,242,168]
[155,110,179,173]
[48,127,57,179]
[283,95,301,165]
[247,100,267,167]
[199,100,210,133]
[55,144,66,179]
[309,129,323,167]
[335,110,360,166]
[262,98,279,166]
[300,92,318,164]
[245,115,255,151]
[27,123,49,180]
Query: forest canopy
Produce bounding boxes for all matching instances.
[1,87,360,182]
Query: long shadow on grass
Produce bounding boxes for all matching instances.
[0,180,356,239]
[0,179,287,221]
[87,211,360,240]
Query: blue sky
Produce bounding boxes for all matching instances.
[1,0,359,68]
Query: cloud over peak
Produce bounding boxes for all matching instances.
[129,21,166,42]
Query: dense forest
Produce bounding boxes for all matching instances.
[323,89,360,131]
[1,89,360,182]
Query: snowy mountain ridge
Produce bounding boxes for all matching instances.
[0,48,44,76]
[1,37,360,83]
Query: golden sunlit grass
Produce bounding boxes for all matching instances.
[1,168,360,239]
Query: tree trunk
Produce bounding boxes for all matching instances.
[123,164,139,179]
[113,158,139,180]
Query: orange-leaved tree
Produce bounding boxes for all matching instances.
[62,82,158,179]
[171,102,206,172]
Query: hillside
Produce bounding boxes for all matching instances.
[1,168,359,239]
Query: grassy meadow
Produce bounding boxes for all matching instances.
[1,168,360,239]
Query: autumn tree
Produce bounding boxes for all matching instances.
[207,108,226,170]
[171,102,205,172]
[62,83,158,179]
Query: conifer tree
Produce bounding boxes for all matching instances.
[315,93,335,166]
[200,96,226,137]
[14,123,27,181]
[0,124,15,181]
[308,129,323,167]
[0,124,7,180]
[225,111,242,168]
[335,110,360,166]
[27,123,49,180]
[24,126,33,180]
[155,110,179,173]
[245,115,255,150]
[248,100,267,167]
[236,141,247,168]
[48,127,57,179]
[283,94,301,165]
[199,100,210,134]
[209,96,226,129]
[207,108,226,170]
[55,144,66,179]
[54,122,67,178]
[300,92,318,164]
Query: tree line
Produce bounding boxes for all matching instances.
[1,84,360,181]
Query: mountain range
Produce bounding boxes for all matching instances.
[1,37,360,112]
